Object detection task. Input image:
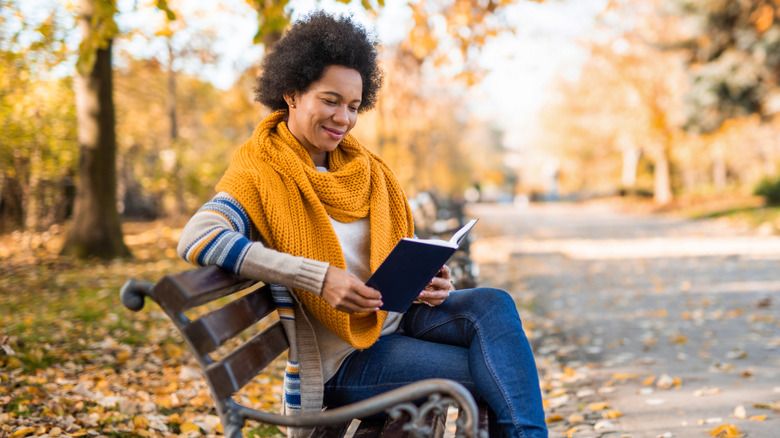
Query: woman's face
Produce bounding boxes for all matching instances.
[285,65,363,167]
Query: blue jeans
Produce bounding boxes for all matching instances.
[323,288,548,438]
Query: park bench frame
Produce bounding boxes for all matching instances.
[120,265,486,438]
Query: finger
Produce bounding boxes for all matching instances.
[345,294,383,311]
[338,301,380,314]
[354,282,382,300]
[427,276,452,291]
[419,290,449,300]
[438,265,452,279]
[417,292,447,306]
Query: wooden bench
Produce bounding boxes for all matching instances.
[120,265,487,437]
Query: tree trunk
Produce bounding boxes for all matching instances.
[712,146,727,191]
[621,145,641,189]
[654,141,673,206]
[167,42,178,142]
[61,0,130,258]
[23,140,41,231]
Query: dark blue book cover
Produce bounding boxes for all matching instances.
[367,219,477,313]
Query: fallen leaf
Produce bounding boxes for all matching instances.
[594,419,616,430]
[611,373,637,381]
[545,414,564,423]
[693,387,720,397]
[133,415,149,429]
[754,401,780,410]
[656,373,681,389]
[604,409,623,419]
[10,428,36,438]
[180,422,201,433]
[708,423,744,437]
[547,388,567,398]
[587,402,609,411]
[576,388,595,398]
[726,349,748,359]
[749,415,767,421]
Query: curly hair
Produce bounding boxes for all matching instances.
[255,11,383,114]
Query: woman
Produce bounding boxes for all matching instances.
[177,11,547,438]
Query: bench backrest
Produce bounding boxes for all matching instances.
[122,266,287,401]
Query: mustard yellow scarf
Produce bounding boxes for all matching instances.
[216,110,414,349]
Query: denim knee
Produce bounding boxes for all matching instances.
[454,288,519,320]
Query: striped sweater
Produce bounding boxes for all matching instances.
[178,192,329,294]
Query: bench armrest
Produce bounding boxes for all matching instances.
[235,379,479,437]
[120,278,155,311]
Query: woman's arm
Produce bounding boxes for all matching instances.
[177,192,329,295]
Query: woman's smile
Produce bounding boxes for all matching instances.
[284,65,363,167]
[324,126,345,140]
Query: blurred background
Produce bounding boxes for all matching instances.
[2,0,779,253]
[2,1,780,437]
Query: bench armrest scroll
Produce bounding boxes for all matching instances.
[120,278,155,311]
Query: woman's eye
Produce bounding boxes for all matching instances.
[323,99,336,105]
[349,106,359,113]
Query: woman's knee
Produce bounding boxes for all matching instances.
[451,288,519,318]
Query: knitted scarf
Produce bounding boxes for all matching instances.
[216,110,414,349]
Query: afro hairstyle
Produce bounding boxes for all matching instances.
[255,11,383,114]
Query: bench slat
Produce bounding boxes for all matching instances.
[154,266,256,313]
[206,321,288,400]
[354,411,447,438]
[183,284,276,356]
[310,422,351,438]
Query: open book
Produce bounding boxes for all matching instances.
[367,219,478,313]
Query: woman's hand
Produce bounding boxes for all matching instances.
[417,265,455,306]
[321,266,383,313]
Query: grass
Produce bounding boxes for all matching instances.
[689,203,780,223]
[0,218,293,438]
[610,192,780,234]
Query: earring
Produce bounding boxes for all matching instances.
[290,103,296,108]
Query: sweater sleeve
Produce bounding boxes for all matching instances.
[177,192,329,295]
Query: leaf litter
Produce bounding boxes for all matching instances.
[0,220,285,437]
[4,215,780,438]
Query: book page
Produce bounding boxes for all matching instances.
[448,219,478,247]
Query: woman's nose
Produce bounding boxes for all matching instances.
[333,105,349,125]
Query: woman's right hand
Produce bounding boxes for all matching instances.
[321,266,383,313]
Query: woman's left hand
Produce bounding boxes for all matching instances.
[417,265,455,306]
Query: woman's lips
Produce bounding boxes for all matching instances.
[323,126,344,140]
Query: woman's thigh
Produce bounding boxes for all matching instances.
[400,288,522,347]
[323,333,476,408]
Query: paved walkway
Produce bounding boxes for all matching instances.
[468,202,780,438]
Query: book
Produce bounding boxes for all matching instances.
[367,218,478,313]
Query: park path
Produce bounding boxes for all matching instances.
[466,202,780,438]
